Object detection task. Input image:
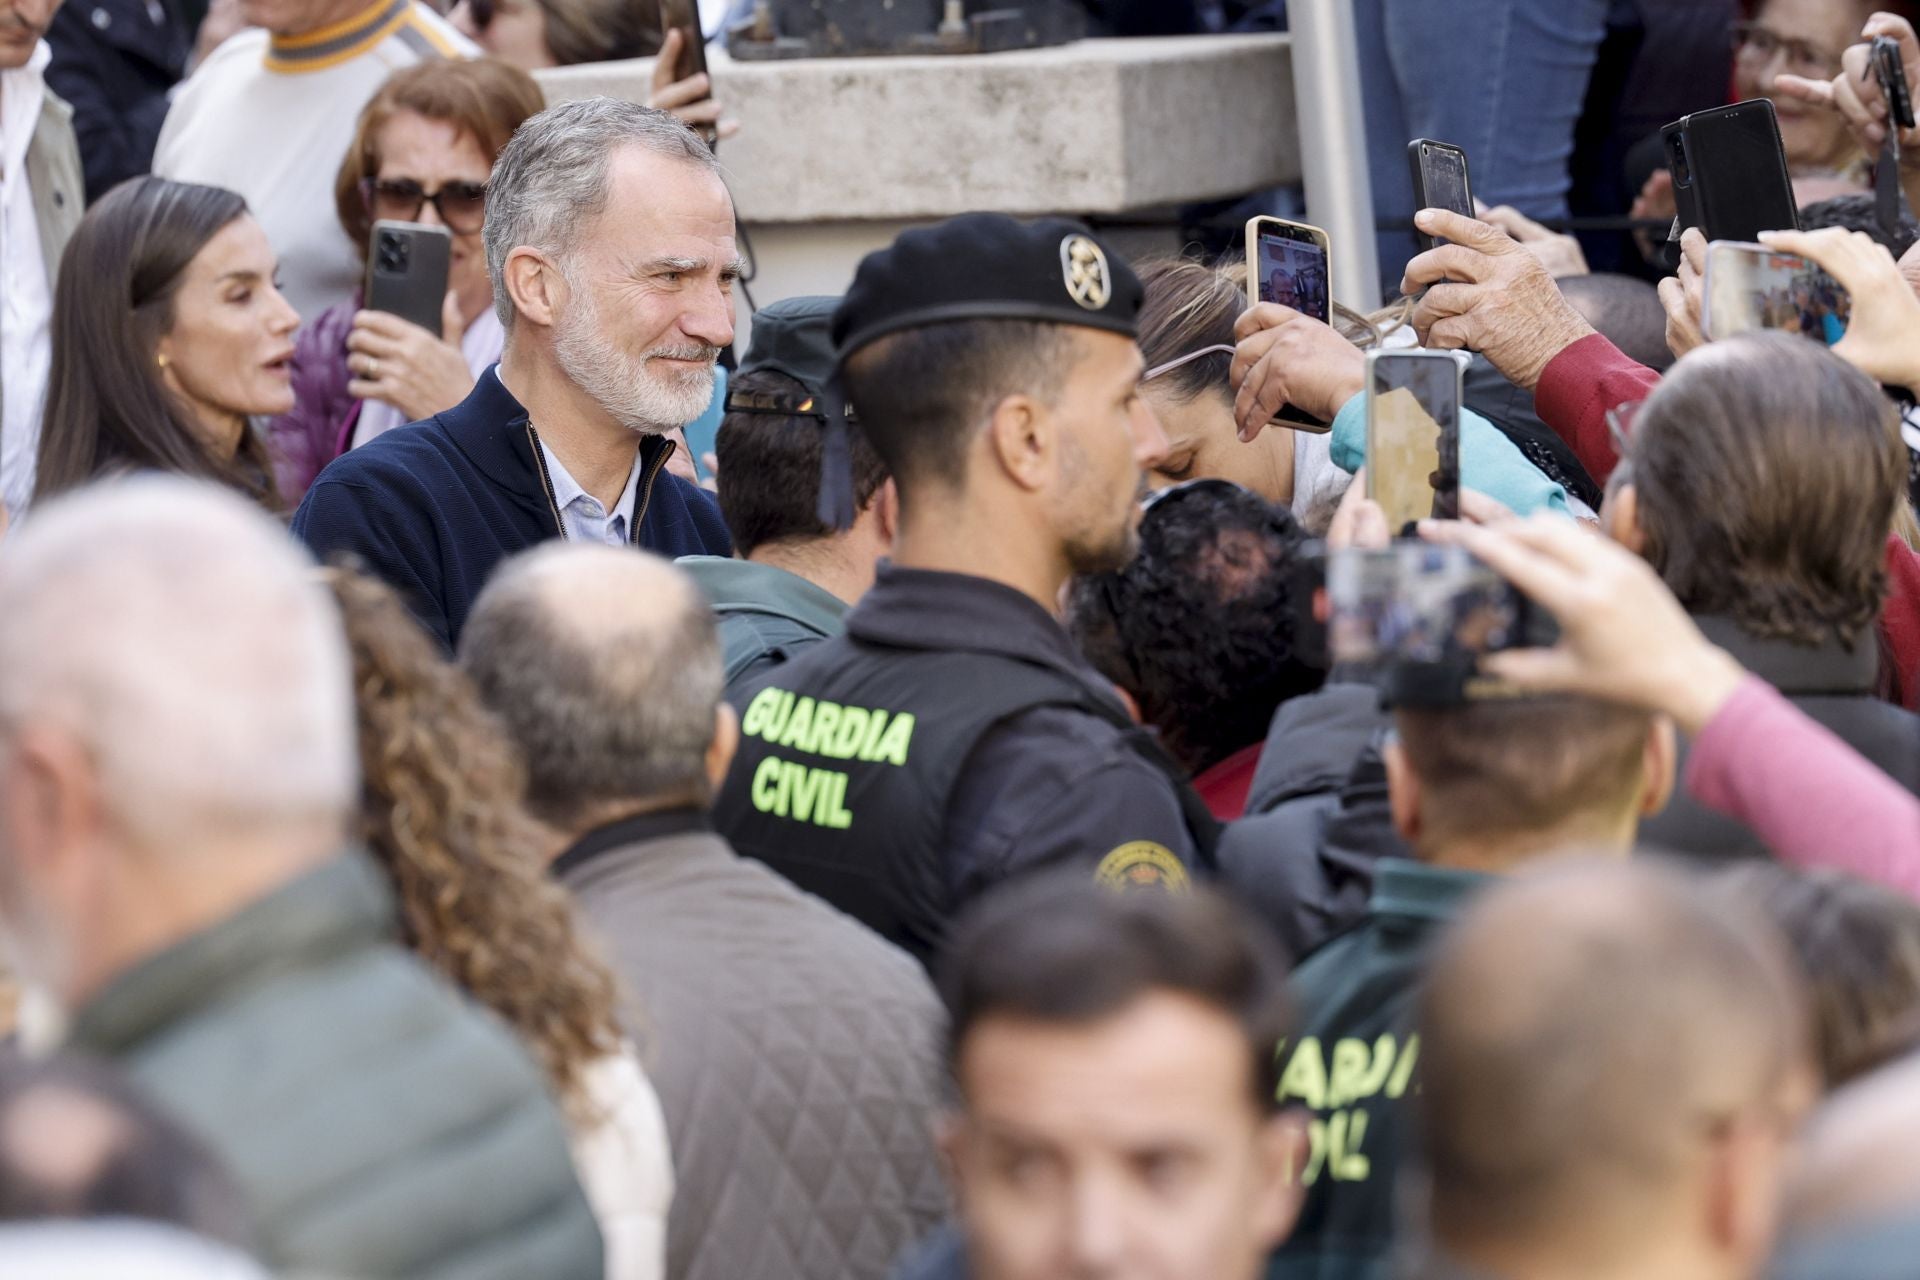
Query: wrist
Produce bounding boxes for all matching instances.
[1506,305,1596,392]
[1655,645,1747,737]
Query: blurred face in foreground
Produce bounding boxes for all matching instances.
[943,990,1304,1280]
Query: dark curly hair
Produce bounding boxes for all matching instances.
[1064,480,1326,776]
[1627,333,1903,650]
[324,567,625,1122]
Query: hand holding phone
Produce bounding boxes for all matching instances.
[1240,215,1336,431]
[655,0,717,146]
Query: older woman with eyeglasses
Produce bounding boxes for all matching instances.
[266,57,545,504]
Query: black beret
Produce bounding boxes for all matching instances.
[831,212,1143,361]
[737,294,839,393]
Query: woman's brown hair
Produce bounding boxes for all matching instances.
[324,566,624,1119]
[35,177,279,510]
[1628,331,1904,649]
[333,57,547,259]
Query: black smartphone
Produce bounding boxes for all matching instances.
[1243,215,1334,432]
[364,221,451,336]
[658,0,714,144]
[1876,35,1916,132]
[1366,349,1462,536]
[1661,99,1800,243]
[1407,139,1474,250]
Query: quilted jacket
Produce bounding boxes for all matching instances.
[554,809,949,1280]
[65,853,605,1279]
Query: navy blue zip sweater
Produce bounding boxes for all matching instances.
[293,366,732,650]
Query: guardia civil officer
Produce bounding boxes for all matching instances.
[713,212,1216,967]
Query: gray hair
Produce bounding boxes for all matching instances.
[484,96,721,328]
[0,477,357,850]
[458,545,724,829]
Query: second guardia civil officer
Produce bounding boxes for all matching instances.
[715,213,1216,966]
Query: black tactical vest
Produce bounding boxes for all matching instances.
[715,634,1218,966]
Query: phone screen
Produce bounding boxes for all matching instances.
[1704,246,1850,344]
[1368,354,1461,534]
[1327,544,1522,669]
[1255,229,1330,324]
[1420,146,1473,218]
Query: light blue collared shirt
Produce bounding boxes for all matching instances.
[540,439,644,547]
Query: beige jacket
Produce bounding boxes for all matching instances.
[27,85,81,283]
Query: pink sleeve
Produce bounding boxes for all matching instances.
[1686,676,1920,897]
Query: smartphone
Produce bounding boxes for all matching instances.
[1703,241,1851,344]
[1661,100,1799,244]
[364,221,451,336]
[1366,349,1462,536]
[1407,140,1474,250]
[1244,215,1334,431]
[1326,542,1555,704]
[658,0,714,143]
[1876,35,1916,133]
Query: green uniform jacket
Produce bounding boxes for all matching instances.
[1267,861,1489,1280]
[678,554,850,698]
[66,853,605,1280]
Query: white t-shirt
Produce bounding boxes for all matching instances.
[152,0,475,322]
[0,41,53,520]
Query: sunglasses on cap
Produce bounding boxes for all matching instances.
[723,388,859,424]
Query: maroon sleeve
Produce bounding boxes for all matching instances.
[1687,676,1920,898]
[1531,333,1663,487]
[1883,534,1920,712]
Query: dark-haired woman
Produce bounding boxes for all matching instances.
[33,176,298,510]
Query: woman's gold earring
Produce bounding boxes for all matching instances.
[156,353,170,370]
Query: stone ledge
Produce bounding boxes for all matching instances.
[537,34,1297,223]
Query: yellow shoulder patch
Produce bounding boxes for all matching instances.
[1094,841,1191,894]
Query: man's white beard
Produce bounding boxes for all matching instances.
[553,287,717,434]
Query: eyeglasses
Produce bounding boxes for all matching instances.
[1143,343,1237,384]
[361,178,488,235]
[1604,399,1643,460]
[1731,20,1840,80]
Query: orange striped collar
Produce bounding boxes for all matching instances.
[264,0,411,72]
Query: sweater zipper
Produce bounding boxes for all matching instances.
[630,438,672,545]
[523,422,673,544]
[524,421,567,539]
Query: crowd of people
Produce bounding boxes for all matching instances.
[3,0,1920,1278]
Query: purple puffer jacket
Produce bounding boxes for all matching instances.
[267,296,364,505]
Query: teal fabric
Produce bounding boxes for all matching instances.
[681,366,727,482]
[1330,390,1572,519]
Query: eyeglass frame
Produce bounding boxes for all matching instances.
[1142,343,1238,384]
[1729,19,1841,80]
[359,177,490,236]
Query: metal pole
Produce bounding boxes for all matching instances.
[1288,0,1381,310]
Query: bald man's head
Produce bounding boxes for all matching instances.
[1417,860,1812,1274]
[459,546,725,830]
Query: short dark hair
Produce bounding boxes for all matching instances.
[1716,863,1920,1088]
[0,1051,250,1245]
[1394,696,1652,855]
[1556,273,1673,372]
[714,369,890,554]
[841,318,1074,494]
[938,872,1292,1110]
[1798,193,1920,259]
[1629,333,1904,648]
[1065,481,1325,776]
